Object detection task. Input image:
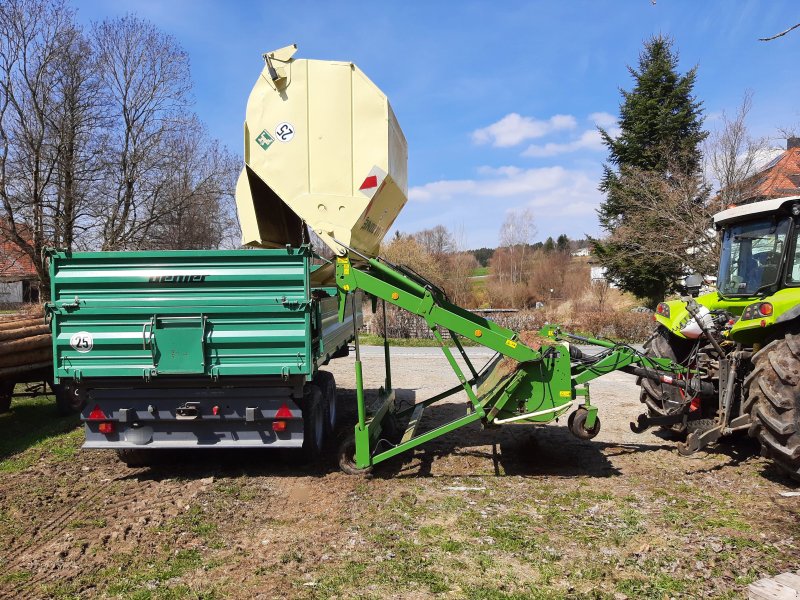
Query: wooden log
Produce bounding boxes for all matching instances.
[0,324,50,342]
[0,318,44,331]
[0,361,52,378]
[0,349,52,369]
[0,334,52,357]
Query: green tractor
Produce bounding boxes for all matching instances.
[638,195,800,480]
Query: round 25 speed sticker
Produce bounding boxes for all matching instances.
[275,122,295,142]
[70,331,93,353]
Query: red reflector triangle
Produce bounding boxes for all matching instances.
[88,405,107,420]
[275,403,293,419]
[359,175,378,190]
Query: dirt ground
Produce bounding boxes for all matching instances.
[0,345,798,599]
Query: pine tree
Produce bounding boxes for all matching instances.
[594,35,707,307]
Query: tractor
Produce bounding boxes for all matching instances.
[638,195,800,480]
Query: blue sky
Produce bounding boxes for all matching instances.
[71,0,800,249]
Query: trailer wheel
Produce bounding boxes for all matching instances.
[314,371,338,435]
[300,384,326,463]
[116,449,152,468]
[745,334,800,482]
[338,434,372,476]
[54,383,84,416]
[568,408,601,440]
[0,380,13,413]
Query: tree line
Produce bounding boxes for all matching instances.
[0,0,239,296]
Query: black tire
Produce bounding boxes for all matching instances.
[639,326,695,433]
[338,434,372,476]
[0,380,14,413]
[313,371,338,435]
[300,384,326,463]
[53,382,84,416]
[568,408,601,440]
[116,449,153,468]
[745,334,800,482]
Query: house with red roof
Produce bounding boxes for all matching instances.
[0,221,40,304]
[741,137,800,202]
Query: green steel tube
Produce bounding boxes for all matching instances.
[352,294,366,431]
[382,299,392,392]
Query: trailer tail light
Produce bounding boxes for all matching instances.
[272,420,287,432]
[88,405,107,421]
[98,422,115,434]
[275,403,293,419]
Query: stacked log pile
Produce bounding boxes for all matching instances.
[0,306,52,379]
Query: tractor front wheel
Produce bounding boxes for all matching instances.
[745,333,800,482]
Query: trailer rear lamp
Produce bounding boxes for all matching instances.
[656,303,670,318]
[212,405,220,416]
[275,403,293,419]
[758,302,773,316]
[272,420,287,432]
[88,405,107,421]
[98,422,115,434]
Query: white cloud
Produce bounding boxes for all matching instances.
[522,126,621,158]
[472,113,577,147]
[589,111,617,128]
[409,165,599,209]
[402,164,604,246]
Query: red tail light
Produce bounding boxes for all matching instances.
[275,403,293,419]
[272,420,287,432]
[98,422,115,434]
[88,405,107,421]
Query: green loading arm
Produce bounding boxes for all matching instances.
[334,254,708,473]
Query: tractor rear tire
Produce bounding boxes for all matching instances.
[745,334,800,482]
[639,326,695,434]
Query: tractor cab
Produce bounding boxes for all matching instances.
[715,196,800,298]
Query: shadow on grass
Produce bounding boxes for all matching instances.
[0,392,80,464]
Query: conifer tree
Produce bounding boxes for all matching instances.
[594,35,707,307]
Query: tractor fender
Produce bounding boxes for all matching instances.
[775,303,800,324]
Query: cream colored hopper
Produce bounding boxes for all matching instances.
[236,45,408,256]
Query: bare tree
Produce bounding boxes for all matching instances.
[414,225,454,259]
[498,208,536,285]
[759,23,800,41]
[0,0,80,295]
[604,163,718,278]
[51,22,105,251]
[91,15,192,250]
[705,91,770,206]
[148,117,239,250]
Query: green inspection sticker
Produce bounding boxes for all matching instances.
[255,129,274,150]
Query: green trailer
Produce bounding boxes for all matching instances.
[46,246,361,465]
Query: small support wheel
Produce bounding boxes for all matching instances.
[568,408,601,440]
[338,434,372,476]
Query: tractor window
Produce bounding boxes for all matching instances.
[787,226,800,285]
[718,217,790,296]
